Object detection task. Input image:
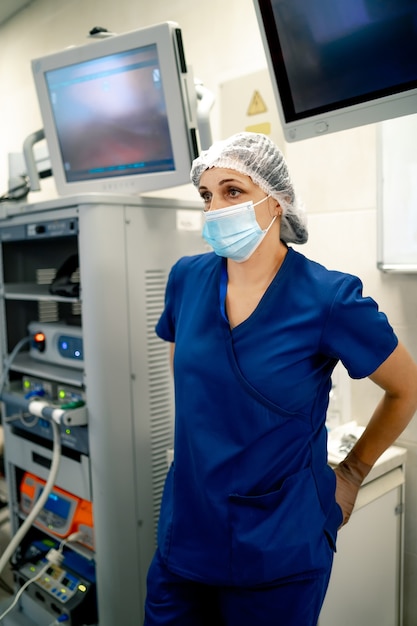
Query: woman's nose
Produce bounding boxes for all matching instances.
[206,195,223,211]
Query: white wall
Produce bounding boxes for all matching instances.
[1,0,417,623]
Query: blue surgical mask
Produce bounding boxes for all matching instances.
[202,196,276,262]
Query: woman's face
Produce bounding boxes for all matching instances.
[198,167,278,230]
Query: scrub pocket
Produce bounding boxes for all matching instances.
[228,467,329,586]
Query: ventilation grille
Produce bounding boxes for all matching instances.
[145,269,173,536]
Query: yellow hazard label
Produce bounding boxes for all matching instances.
[247,90,268,116]
[245,122,271,135]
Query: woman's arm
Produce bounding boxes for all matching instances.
[354,341,417,463]
[169,342,175,373]
[335,341,417,525]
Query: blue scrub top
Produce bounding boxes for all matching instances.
[156,248,397,586]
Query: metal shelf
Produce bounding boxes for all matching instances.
[3,283,79,303]
[10,353,84,387]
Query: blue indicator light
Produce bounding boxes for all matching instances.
[57,335,83,361]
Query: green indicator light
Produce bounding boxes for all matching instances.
[65,428,71,435]
[23,380,31,389]
[59,390,66,399]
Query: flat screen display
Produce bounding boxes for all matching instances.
[31,22,198,196]
[254,0,417,141]
[46,44,175,184]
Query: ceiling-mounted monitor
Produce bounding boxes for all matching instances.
[253,0,417,142]
[31,22,199,196]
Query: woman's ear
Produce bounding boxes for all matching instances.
[268,197,281,216]
[275,201,282,217]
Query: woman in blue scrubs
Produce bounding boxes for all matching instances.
[144,132,417,626]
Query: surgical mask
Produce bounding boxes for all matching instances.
[202,196,276,262]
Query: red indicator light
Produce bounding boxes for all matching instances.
[33,332,46,352]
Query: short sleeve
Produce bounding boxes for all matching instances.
[155,264,177,342]
[320,274,398,379]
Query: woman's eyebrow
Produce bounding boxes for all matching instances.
[199,178,244,192]
[218,178,242,186]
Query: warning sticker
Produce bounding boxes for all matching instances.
[245,122,271,135]
[247,90,268,116]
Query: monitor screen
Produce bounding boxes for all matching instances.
[253,0,417,141]
[31,22,199,196]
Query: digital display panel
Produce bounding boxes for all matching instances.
[271,0,417,120]
[254,0,417,141]
[45,44,174,183]
[40,490,72,519]
[31,22,198,195]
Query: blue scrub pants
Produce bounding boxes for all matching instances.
[144,550,333,626]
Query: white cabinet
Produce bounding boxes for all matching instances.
[320,447,406,626]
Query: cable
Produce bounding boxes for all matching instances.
[5,412,39,427]
[1,335,40,448]
[1,335,87,427]
[0,335,78,621]
[0,418,61,578]
[0,335,31,395]
[0,559,50,622]
[0,532,81,623]
[0,177,30,203]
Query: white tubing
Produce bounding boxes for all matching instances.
[27,399,65,424]
[0,419,61,577]
[27,399,50,417]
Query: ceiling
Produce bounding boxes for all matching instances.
[0,0,32,26]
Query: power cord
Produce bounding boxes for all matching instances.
[0,177,30,203]
[5,412,39,427]
[1,335,87,427]
[0,336,84,623]
[0,335,31,395]
[0,559,50,622]
[0,418,61,579]
[0,532,83,623]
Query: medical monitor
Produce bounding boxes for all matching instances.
[253,0,417,142]
[31,22,199,196]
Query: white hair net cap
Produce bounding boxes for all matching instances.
[191,132,308,244]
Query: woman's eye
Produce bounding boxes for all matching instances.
[200,192,211,203]
[228,188,241,198]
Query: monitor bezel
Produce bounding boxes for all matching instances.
[253,0,417,142]
[31,22,199,196]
